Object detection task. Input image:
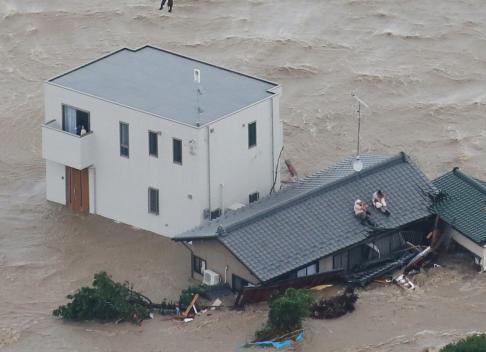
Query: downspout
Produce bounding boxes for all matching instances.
[270,97,276,191]
[181,241,195,279]
[91,167,96,213]
[207,126,212,214]
[220,183,224,215]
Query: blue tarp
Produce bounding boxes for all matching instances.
[249,331,304,349]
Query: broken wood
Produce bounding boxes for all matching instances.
[285,159,298,177]
[182,293,199,317]
[404,246,433,273]
[406,241,422,252]
[310,284,333,291]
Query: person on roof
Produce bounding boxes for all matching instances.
[354,199,377,227]
[372,190,390,216]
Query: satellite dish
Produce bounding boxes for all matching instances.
[352,156,363,172]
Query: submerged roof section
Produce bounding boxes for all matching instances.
[48,46,278,127]
[176,153,435,282]
[433,169,486,244]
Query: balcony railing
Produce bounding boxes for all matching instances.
[42,119,95,169]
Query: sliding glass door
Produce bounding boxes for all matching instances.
[62,105,90,135]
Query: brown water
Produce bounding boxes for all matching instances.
[1,0,486,351]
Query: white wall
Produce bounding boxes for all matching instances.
[88,167,96,214]
[452,229,486,270]
[45,160,66,204]
[44,83,281,237]
[45,83,206,236]
[204,95,282,212]
[190,239,260,286]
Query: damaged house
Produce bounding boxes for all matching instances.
[174,152,436,291]
[433,168,486,270]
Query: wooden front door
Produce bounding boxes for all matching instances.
[66,167,89,213]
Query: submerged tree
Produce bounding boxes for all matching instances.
[53,272,154,324]
[255,288,313,341]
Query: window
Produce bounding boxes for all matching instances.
[248,121,257,148]
[148,187,159,215]
[333,251,348,270]
[249,192,260,203]
[348,246,364,270]
[232,274,249,292]
[148,131,158,157]
[296,262,318,278]
[173,138,182,164]
[192,255,206,275]
[120,122,129,157]
[62,105,90,135]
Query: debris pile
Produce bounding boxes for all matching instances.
[310,287,358,319]
[53,272,229,325]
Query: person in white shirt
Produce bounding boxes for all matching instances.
[372,190,390,216]
[80,125,87,136]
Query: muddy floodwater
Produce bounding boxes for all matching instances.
[1,0,486,351]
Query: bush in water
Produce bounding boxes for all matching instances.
[440,334,486,352]
[53,271,151,324]
[255,288,312,341]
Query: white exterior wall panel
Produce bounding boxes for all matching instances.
[45,160,66,204]
[206,97,281,211]
[451,229,486,271]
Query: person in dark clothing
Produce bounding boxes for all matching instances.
[354,199,378,228]
[160,0,173,12]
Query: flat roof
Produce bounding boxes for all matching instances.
[48,46,279,127]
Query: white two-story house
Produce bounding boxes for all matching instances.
[42,45,282,237]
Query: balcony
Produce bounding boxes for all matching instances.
[42,119,95,169]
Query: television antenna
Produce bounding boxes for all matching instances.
[194,69,203,126]
[351,93,370,172]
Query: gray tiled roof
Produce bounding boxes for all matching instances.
[176,153,435,282]
[433,169,486,244]
[48,46,278,127]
